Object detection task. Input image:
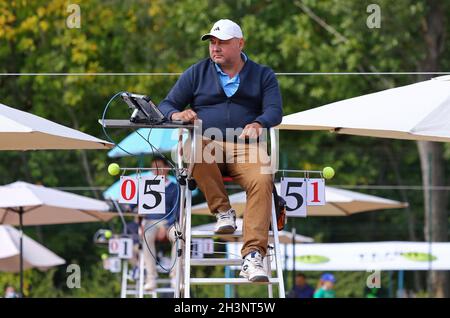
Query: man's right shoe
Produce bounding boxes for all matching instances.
[239,251,269,282]
[214,209,237,234]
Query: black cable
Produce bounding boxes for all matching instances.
[101,91,137,156]
[102,92,184,274]
[136,127,182,273]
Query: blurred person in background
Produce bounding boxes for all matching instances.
[4,285,19,298]
[288,273,315,298]
[314,273,336,298]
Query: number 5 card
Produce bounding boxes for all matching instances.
[138,175,166,215]
[280,177,307,217]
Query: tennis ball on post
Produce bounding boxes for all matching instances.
[108,163,120,176]
[322,166,335,180]
[104,230,112,239]
[101,253,108,261]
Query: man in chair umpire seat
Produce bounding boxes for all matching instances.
[159,19,283,282]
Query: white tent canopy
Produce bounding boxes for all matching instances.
[227,241,450,271]
[277,76,450,142]
[0,102,113,150]
[0,181,115,294]
[0,181,114,226]
[0,225,65,272]
[191,218,314,243]
[191,184,407,217]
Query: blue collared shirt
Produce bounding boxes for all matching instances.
[214,52,248,97]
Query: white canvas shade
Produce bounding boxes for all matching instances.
[191,184,407,217]
[0,103,113,150]
[0,181,114,226]
[277,76,450,142]
[0,225,65,272]
[0,181,115,296]
[227,241,450,271]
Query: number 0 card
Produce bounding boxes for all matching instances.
[118,176,138,204]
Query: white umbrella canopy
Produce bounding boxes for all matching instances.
[0,181,116,295]
[191,218,314,243]
[0,181,114,226]
[277,76,450,142]
[191,184,407,217]
[0,225,65,272]
[0,103,113,150]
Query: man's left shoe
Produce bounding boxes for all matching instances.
[214,208,237,234]
[239,251,269,282]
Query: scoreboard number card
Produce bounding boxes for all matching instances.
[306,178,326,206]
[138,175,165,215]
[118,176,138,204]
[281,177,307,217]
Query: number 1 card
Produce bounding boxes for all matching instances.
[306,178,326,206]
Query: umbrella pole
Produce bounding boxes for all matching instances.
[291,219,296,290]
[19,206,24,297]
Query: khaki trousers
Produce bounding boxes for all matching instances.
[188,138,273,257]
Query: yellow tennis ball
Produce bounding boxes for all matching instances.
[323,166,335,179]
[101,253,108,260]
[108,163,120,176]
[104,230,112,239]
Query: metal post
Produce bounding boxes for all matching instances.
[266,250,273,298]
[121,260,128,298]
[138,249,144,298]
[19,207,24,297]
[292,223,296,290]
[427,151,433,298]
[271,200,286,298]
[174,127,187,298]
[397,270,405,298]
[183,188,192,298]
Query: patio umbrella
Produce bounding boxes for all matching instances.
[0,182,113,226]
[277,76,450,142]
[0,225,65,272]
[0,102,113,150]
[191,184,408,217]
[191,218,314,244]
[0,181,114,295]
[107,128,185,158]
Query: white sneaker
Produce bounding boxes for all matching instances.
[214,209,237,234]
[239,251,269,282]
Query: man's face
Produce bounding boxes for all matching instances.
[151,160,168,177]
[296,276,306,287]
[209,36,244,66]
[323,280,334,290]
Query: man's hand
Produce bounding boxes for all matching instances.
[239,122,263,139]
[171,109,198,123]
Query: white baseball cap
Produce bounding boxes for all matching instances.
[201,19,243,41]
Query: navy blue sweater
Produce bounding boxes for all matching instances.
[159,57,283,137]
